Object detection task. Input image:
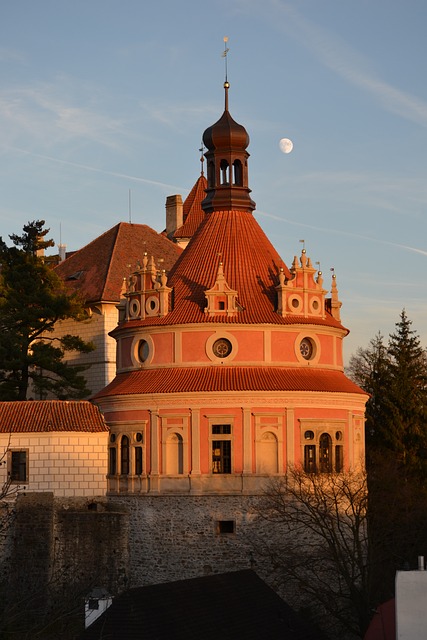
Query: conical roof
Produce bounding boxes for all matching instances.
[173,174,207,241]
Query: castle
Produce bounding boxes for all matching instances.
[0,80,367,630]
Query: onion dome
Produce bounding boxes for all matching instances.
[202,82,256,214]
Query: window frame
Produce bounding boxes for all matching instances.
[8,449,28,484]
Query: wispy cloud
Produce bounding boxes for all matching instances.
[0,81,127,149]
[257,208,427,257]
[1,146,188,193]
[247,0,427,128]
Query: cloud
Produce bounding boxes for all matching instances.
[257,208,427,258]
[1,146,188,193]
[247,0,427,128]
[0,81,128,149]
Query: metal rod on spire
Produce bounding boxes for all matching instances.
[222,36,230,111]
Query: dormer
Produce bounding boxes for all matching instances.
[123,253,172,322]
[276,248,328,319]
[204,261,239,317]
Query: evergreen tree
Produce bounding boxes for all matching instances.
[347,311,427,605]
[0,220,94,400]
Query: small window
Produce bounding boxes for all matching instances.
[300,337,314,360]
[216,520,235,535]
[335,445,344,472]
[304,445,316,473]
[304,430,314,440]
[88,599,99,611]
[212,425,231,435]
[121,436,130,475]
[110,433,116,443]
[109,447,117,475]
[9,450,27,483]
[135,447,143,475]
[135,432,143,443]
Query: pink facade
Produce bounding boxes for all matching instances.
[94,83,367,495]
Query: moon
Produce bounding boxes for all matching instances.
[279,138,293,154]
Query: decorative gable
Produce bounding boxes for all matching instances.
[121,253,172,322]
[204,261,239,317]
[276,248,330,319]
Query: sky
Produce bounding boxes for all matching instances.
[1,0,427,362]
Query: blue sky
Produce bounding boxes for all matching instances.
[1,0,427,361]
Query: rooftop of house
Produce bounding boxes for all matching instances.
[173,174,207,240]
[0,400,108,433]
[93,365,366,400]
[55,222,182,304]
[80,570,324,640]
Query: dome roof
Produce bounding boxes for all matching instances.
[203,104,250,152]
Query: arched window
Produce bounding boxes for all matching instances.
[233,159,243,186]
[319,433,332,473]
[220,159,229,185]
[121,435,130,475]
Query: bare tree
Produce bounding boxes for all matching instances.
[253,467,369,638]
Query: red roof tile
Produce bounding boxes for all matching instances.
[0,400,108,433]
[117,209,346,331]
[55,222,182,304]
[174,175,207,239]
[93,367,366,399]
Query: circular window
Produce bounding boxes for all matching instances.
[292,298,300,309]
[212,338,232,358]
[312,299,319,310]
[135,432,143,443]
[336,431,343,441]
[138,339,150,363]
[145,296,159,316]
[129,299,140,318]
[300,338,314,360]
[304,430,314,440]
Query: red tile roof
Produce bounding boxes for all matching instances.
[0,401,108,433]
[55,222,182,304]
[174,175,207,240]
[93,367,366,399]
[117,209,346,331]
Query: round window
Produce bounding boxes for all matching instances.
[336,431,343,441]
[138,339,150,363]
[300,338,314,360]
[213,338,232,358]
[135,432,143,443]
[304,430,314,440]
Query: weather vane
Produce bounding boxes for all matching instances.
[299,239,305,251]
[199,142,205,176]
[222,36,229,82]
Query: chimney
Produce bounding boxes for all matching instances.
[58,243,67,262]
[165,195,183,240]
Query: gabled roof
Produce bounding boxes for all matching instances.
[118,209,345,330]
[0,401,108,433]
[93,366,366,399]
[55,222,182,304]
[80,570,323,640]
[173,174,207,240]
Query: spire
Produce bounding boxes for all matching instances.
[201,43,256,214]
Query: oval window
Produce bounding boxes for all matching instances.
[138,339,150,363]
[304,430,314,440]
[300,338,314,360]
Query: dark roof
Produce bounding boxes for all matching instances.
[93,366,366,400]
[0,400,108,433]
[55,222,182,304]
[80,570,323,640]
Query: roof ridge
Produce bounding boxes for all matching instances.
[100,222,123,301]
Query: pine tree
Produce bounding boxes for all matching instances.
[0,220,94,400]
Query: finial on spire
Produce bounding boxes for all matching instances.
[222,36,230,111]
